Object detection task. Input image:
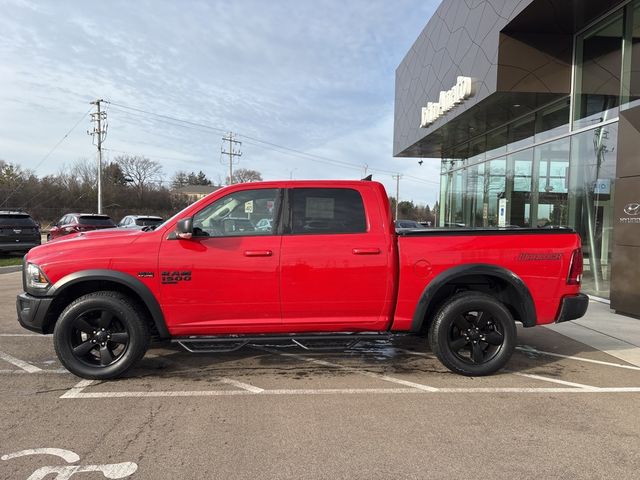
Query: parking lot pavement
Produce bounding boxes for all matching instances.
[1,270,640,479]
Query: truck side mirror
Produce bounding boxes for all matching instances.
[176,218,193,240]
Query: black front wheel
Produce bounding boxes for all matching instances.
[54,291,150,379]
[429,292,516,376]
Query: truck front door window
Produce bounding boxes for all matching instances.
[193,188,279,236]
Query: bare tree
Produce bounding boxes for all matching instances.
[115,155,163,203]
[171,170,189,189]
[226,168,263,184]
[59,158,97,188]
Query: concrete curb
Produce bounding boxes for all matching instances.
[0,265,21,274]
[545,300,640,367]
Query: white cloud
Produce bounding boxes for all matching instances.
[0,0,441,206]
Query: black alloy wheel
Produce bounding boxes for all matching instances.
[448,309,504,365]
[429,292,516,376]
[68,309,130,367]
[54,291,150,379]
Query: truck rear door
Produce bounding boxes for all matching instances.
[280,186,394,331]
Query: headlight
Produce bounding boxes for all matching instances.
[26,263,50,290]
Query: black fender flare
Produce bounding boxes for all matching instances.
[47,269,169,338]
[410,263,537,332]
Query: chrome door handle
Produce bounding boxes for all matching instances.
[352,248,381,255]
[244,250,273,257]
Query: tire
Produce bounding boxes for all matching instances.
[428,292,516,376]
[53,291,150,379]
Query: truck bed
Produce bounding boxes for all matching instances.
[392,228,582,331]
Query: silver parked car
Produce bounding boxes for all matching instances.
[118,215,164,230]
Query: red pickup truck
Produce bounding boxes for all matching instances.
[16,180,588,379]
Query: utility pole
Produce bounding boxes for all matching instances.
[221,132,242,184]
[392,174,402,220]
[89,99,107,213]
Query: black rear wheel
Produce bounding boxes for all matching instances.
[428,292,516,376]
[54,291,150,379]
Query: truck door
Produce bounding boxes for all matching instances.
[280,187,393,331]
[158,187,283,335]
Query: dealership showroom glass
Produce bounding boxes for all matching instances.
[394,0,640,317]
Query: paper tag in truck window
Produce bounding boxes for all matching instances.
[244,200,254,213]
[306,197,334,219]
[498,198,507,227]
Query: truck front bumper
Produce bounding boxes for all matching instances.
[555,293,589,323]
[16,293,53,334]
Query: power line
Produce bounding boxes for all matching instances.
[105,100,439,185]
[0,108,92,208]
[107,101,227,135]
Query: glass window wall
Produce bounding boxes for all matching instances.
[535,138,570,228]
[574,10,623,129]
[507,114,535,151]
[535,99,570,142]
[438,123,616,297]
[507,149,533,227]
[622,0,640,107]
[569,123,617,298]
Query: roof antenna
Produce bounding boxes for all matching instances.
[361,174,373,181]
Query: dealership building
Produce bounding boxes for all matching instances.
[394,0,640,316]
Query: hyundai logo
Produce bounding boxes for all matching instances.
[623,202,640,216]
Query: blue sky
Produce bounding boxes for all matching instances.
[0,0,441,205]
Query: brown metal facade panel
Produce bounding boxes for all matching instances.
[394,0,533,157]
[611,106,640,315]
[496,32,572,94]
[616,109,640,179]
[611,245,640,316]
[394,0,626,158]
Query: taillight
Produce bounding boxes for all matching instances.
[567,248,583,285]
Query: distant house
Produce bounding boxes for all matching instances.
[171,185,222,203]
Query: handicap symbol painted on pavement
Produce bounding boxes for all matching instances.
[1,448,138,479]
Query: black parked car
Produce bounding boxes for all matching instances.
[395,219,426,231]
[0,211,41,254]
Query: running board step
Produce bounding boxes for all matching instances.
[174,333,391,354]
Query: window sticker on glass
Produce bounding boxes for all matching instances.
[306,197,334,219]
[244,200,254,213]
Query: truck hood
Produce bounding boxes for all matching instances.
[27,228,147,265]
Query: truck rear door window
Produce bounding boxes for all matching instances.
[290,188,366,234]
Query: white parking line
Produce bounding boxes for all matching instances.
[516,346,640,371]
[0,368,67,374]
[60,380,95,399]
[219,377,264,393]
[0,333,46,337]
[258,347,439,392]
[60,385,640,399]
[0,350,42,373]
[508,371,599,390]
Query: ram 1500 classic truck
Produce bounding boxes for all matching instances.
[16,180,588,379]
